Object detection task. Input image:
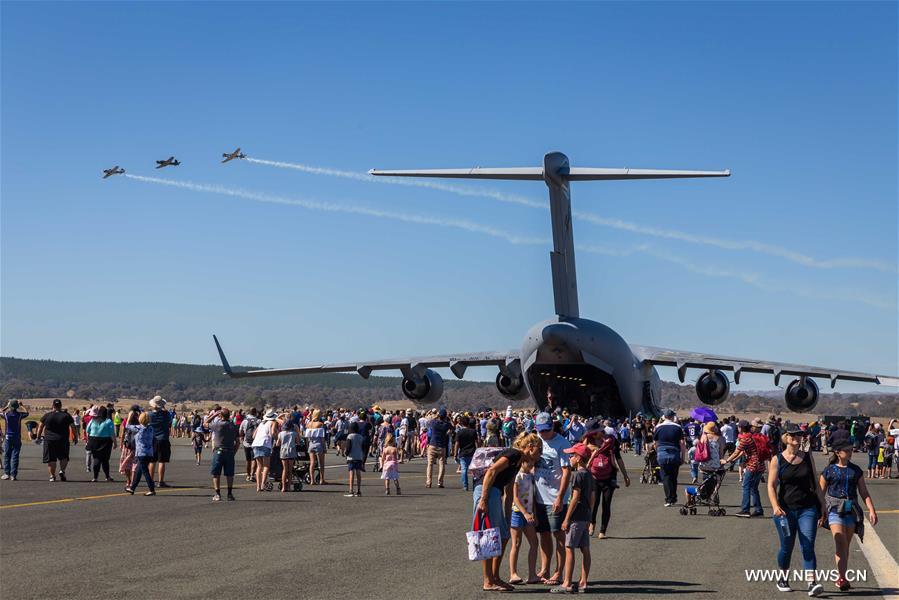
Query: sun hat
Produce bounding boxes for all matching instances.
[563,442,592,461]
[535,412,553,432]
[831,438,852,452]
[149,395,166,409]
[703,422,717,434]
[751,418,764,427]
[784,423,808,436]
[263,411,278,421]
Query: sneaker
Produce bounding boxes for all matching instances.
[105,477,115,482]
[212,493,221,502]
[776,578,791,592]
[438,484,445,488]
[0,474,9,480]
[751,511,765,517]
[90,478,98,483]
[664,502,674,507]
[125,487,135,495]
[49,476,56,482]
[227,493,236,501]
[597,532,607,539]
[735,511,752,518]
[807,581,823,597]
[344,493,356,497]
[58,471,66,482]
[145,491,156,496]
[10,476,16,481]
[158,482,171,488]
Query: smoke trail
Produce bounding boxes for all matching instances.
[123,174,544,246]
[125,173,894,311]
[245,158,544,208]
[246,158,897,275]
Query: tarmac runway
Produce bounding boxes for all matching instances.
[1,438,896,599]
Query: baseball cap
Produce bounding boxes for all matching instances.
[663,408,676,419]
[738,419,750,429]
[831,438,852,452]
[563,442,592,461]
[535,412,553,432]
[438,408,447,418]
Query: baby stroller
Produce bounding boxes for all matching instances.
[640,448,660,484]
[276,437,310,492]
[680,468,727,516]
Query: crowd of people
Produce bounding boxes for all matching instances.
[1,395,894,594]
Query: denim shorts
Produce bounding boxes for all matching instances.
[535,502,567,533]
[211,449,235,477]
[510,510,529,529]
[827,511,857,527]
[253,446,272,459]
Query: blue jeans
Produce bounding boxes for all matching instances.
[634,437,643,456]
[459,454,473,490]
[690,462,699,481]
[3,438,22,477]
[774,505,819,570]
[130,457,155,492]
[741,470,763,513]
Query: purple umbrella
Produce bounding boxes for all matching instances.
[691,406,718,423]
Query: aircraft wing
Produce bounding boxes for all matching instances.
[213,335,519,380]
[632,344,899,389]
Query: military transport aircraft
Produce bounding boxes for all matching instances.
[213,151,898,418]
[221,148,246,163]
[155,156,181,169]
[102,166,125,179]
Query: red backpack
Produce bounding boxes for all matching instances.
[588,438,615,480]
[752,433,772,462]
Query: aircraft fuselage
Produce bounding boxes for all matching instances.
[521,317,661,417]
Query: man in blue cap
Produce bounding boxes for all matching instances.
[426,408,451,488]
[533,411,572,585]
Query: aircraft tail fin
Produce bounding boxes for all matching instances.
[213,334,238,377]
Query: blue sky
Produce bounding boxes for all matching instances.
[2,2,896,392]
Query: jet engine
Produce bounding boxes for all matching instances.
[695,370,730,406]
[401,369,444,404]
[785,378,819,413]
[496,368,528,401]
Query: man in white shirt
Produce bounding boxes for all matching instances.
[533,412,571,585]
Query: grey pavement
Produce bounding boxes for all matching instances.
[1,438,896,599]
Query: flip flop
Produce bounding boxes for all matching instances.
[508,578,524,585]
[542,578,561,586]
[549,585,574,594]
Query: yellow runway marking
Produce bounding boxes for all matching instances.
[0,486,205,510]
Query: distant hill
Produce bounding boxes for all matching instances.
[1,357,895,416]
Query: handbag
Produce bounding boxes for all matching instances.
[694,435,710,463]
[466,510,502,561]
[85,436,99,452]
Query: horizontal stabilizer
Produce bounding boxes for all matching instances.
[369,167,544,180]
[567,168,730,181]
[370,166,730,182]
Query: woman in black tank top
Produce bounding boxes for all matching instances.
[766,425,826,595]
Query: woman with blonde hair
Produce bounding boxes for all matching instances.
[305,409,328,485]
[473,432,543,592]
